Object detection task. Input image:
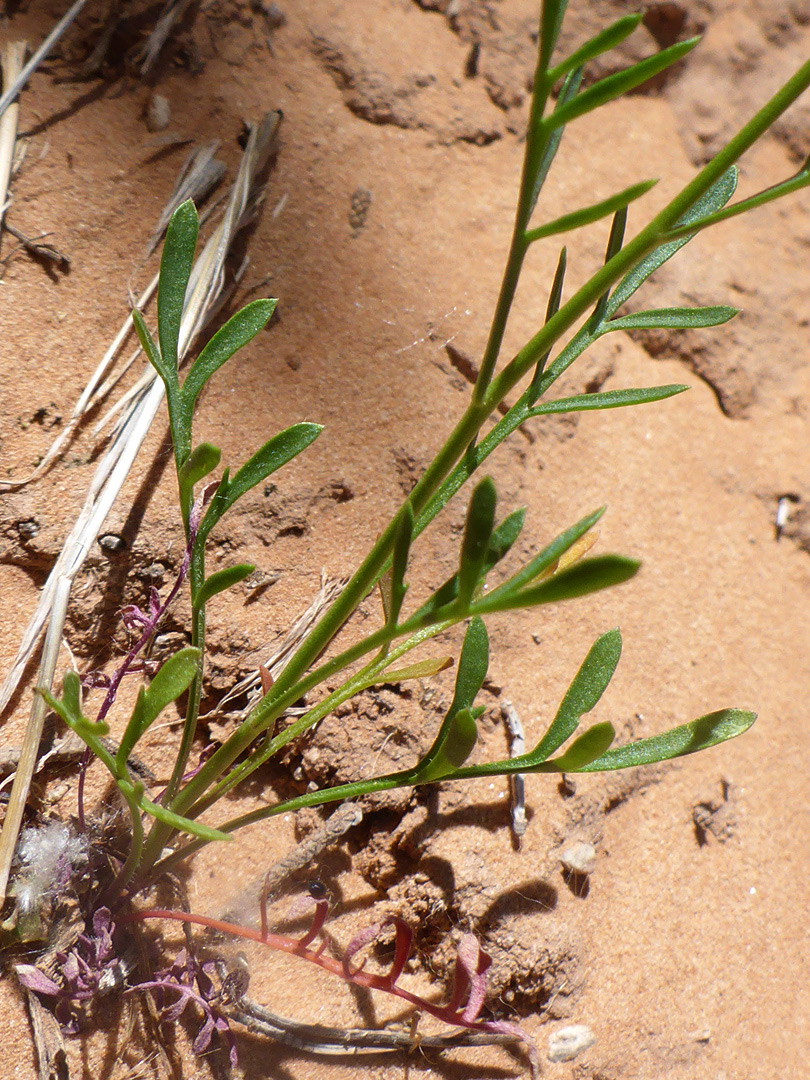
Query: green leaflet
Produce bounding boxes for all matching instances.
[193,564,255,609]
[525,180,657,244]
[547,39,699,130]
[116,648,201,770]
[547,13,643,83]
[157,199,198,378]
[411,618,488,783]
[577,708,756,771]
[530,629,622,763]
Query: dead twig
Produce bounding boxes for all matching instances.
[24,987,68,1080]
[210,572,346,722]
[0,143,226,493]
[0,576,72,899]
[228,991,520,1055]
[218,801,363,926]
[2,221,70,269]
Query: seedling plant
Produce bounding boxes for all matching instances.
[11,0,810,1071]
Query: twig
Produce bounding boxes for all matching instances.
[216,801,362,928]
[0,0,90,122]
[2,221,70,268]
[24,987,67,1080]
[0,731,84,788]
[0,42,27,243]
[501,700,527,841]
[228,992,520,1054]
[0,145,225,492]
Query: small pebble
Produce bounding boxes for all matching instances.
[98,533,127,553]
[560,841,596,876]
[548,1024,596,1062]
[146,93,171,132]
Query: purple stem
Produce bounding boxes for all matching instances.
[75,492,208,826]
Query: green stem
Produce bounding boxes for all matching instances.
[471,58,558,406]
[100,785,144,907]
[485,54,810,407]
[160,542,206,806]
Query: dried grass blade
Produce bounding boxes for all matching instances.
[0,576,72,898]
[0,41,26,240]
[0,0,90,121]
[0,144,226,491]
[138,0,195,78]
[146,142,225,257]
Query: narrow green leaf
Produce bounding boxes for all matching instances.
[41,675,108,738]
[483,506,604,607]
[138,793,233,842]
[387,503,414,627]
[475,554,639,615]
[132,309,170,386]
[529,384,689,415]
[605,305,737,332]
[413,706,481,782]
[410,618,488,782]
[486,506,525,568]
[548,13,643,83]
[547,39,699,129]
[200,423,322,534]
[194,564,255,609]
[525,179,657,244]
[539,0,568,70]
[116,648,201,770]
[381,655,453,682]
[39,681,113,774]
[537,721,615,771]
[458,478,497,604]
[158,200,198,376]
[528,69,582,216]
[529,246,567,399]
[606,167,737,315]
[139,647,200,728]
[451,616,490,711]
[577,708,756,771]
[412,507,525,622]
[530,629,622,763]
[178,443,221,523]
[181,299,277,416]
[591,206,628,327]
[663,162,810,241]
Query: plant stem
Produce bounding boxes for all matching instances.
[141,48,810,876]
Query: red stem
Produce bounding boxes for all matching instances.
[125,908,492,1031]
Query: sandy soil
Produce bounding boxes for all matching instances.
[1,1,809,1079]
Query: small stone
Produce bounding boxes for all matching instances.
[560,841,596,876]
[98,533,127,553]
[146,93,171,132]
[17,519,39,540]
[548,1024,596,1062]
